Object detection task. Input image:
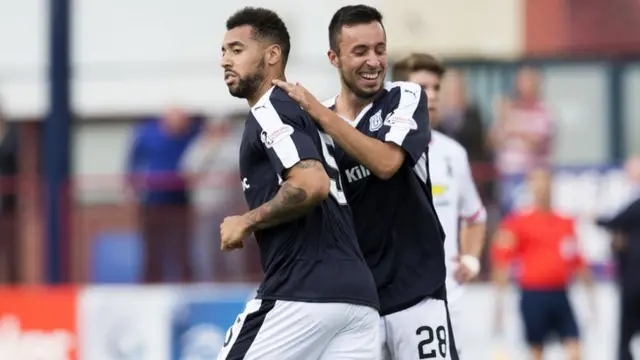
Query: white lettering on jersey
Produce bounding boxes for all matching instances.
[242,177,251,191]
[259,125,294,149]
[384,113,417,130]
[344,165,371,183]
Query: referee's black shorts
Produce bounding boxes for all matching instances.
[520,289,579,346]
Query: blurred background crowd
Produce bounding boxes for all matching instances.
[2,0,639,285]
[1,0,640,358]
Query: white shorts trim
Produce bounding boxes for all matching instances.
[217,299,379,360]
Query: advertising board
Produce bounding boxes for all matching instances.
[0,287,78,360]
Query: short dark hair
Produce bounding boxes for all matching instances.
[226,7,291,66]
[392,53,445,81]
[328,5,384,53]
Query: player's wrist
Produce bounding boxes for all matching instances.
[460,254,481,276]
[241,213,257,234]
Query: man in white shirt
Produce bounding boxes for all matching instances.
[392,53,487,356]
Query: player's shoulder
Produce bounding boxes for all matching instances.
[506,207,537,222]
[431,131,466,155]
[551,212,575,226]
[383,81,422,96]
[250,86,308,130]
[383,81,424,117]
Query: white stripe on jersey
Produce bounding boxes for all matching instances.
[251,87,301,169]
[383,82,421,146]
[323,82,428,183]
[413,153,428,183]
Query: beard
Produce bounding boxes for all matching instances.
[228,59,266,99]
[339,68,382,100]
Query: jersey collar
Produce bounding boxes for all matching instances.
[322,95,374,128]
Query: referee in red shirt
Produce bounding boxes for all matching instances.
[492,168,595,360]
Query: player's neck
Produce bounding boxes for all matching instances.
[533,201,552,212]
[335,89,375,120]
[247,73,286,107]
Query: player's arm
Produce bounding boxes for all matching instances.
[491,226,517,289]
[569,220,598,317]
[457,149,487,278]
[596,199,639,253]
[313,107,406,180]
[490,218,519,332]
[320,85,428,179]
[243,105,330,232]
[244,160,329,231]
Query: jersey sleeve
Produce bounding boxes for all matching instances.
[251,101,322,176]
[457,149,487,224]
[376,83,430,165]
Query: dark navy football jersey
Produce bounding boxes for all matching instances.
[324,81,447,315]
[238,86,378,309]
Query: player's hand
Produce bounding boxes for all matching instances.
[220,215,250,251]
[272,79,324,119]
[453,255,481,283]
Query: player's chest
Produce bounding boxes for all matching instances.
[238,128,279,196]
[521,221,575,252]
[334,106,390,187]
[428,151,459,208]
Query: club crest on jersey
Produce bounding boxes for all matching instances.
[369,110,383,132]
[384,113,417,130]
[260,125,294,149]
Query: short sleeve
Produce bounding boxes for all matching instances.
[376,83,430,165]
[251,101,322,176]
[457,149,487,223]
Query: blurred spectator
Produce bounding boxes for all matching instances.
[127,106,201,283]
[0,112,18,283]
[440,69,490,164]
[181,115,247,282]
[489,67,555,176]
[624,155,640,196]
[492,168,595,360]
[596,155,640,360]
[440,69,494,203]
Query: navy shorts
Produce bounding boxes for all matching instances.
[519,289,580,346]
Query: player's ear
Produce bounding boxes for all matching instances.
[265,44,282,67]
[327,49,340,69]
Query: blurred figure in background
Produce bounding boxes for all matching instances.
[392,53,487,357]
[596,155,640,360]
[490,67,554,177]
[492,168,595,360]
[0,110,18,284]
[127,106,201,283]
[439,69,491,166]
[181,115,247,282]
[440,69,495,210]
